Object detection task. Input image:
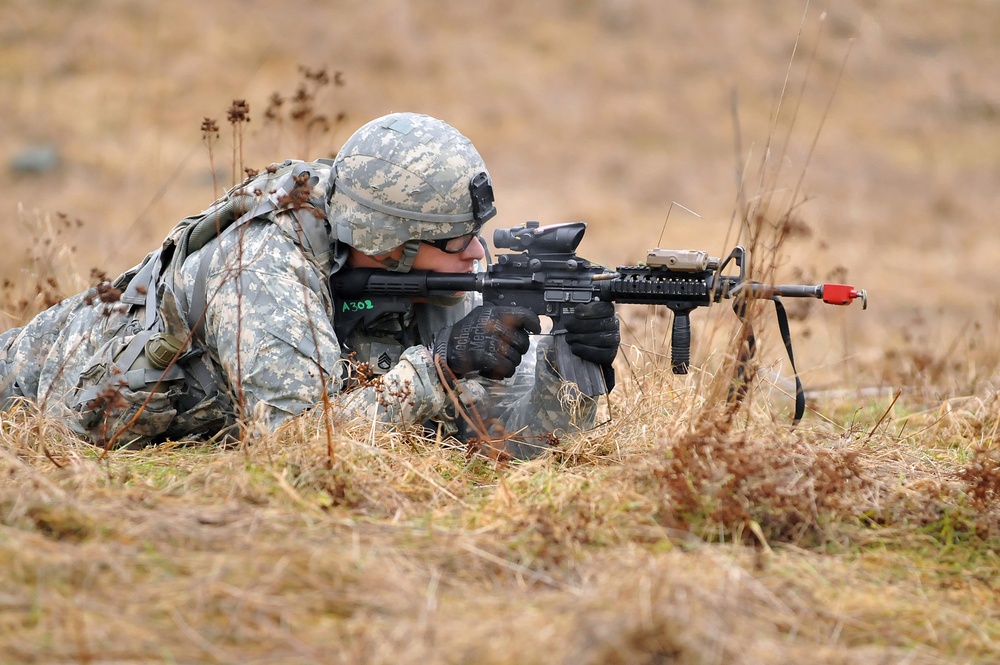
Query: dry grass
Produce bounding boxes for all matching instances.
[3,1,1000,663]
[2,365,998,663]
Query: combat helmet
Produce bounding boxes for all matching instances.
[329,112,496,272]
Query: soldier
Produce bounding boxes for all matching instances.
[0,112,619,458]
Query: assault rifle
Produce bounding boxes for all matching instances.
[332,221,867,421]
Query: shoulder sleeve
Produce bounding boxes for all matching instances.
[191,222,344,426]
[337,345,450,426]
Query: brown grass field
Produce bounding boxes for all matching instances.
[1,1,999,663]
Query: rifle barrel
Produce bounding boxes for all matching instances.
[772,284,825,299]
[745,282,867,308]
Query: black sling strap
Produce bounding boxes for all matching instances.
[772,297,806,424]
[729,296,806,424]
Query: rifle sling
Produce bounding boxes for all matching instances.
[772,297,806,424]
[730,298,806,425]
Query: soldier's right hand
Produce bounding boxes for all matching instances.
[432,306,542,380]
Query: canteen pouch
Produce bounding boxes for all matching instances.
[71,332,184,448]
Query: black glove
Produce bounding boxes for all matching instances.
[564,300,620,390]
[433,306,542,380]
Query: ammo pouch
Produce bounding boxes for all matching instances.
[72,329,185,447]
[72,326,234,448]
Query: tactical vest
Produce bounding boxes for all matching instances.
[71,160,335,446]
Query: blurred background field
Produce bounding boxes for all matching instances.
[2,1,999,663]
[3,0,999,394]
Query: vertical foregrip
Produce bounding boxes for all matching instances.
[671,310,692,374]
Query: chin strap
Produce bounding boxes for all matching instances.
[376,239,422,273]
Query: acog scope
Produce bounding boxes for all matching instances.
[493,221,587,254]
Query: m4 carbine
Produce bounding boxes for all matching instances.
[333,221,867,421]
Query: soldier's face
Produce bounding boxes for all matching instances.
[348,236,486,273]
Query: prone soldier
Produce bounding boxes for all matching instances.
[0,112,620,458]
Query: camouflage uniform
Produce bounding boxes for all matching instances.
[0,121,599,457]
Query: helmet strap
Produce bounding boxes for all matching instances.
[379,239,422,273]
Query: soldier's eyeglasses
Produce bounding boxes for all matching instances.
[422,232,481,254]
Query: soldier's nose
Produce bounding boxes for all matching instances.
[462,237,486,260]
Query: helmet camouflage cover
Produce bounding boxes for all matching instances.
[329,112,495,257]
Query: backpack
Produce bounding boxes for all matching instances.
[69,160,334,446]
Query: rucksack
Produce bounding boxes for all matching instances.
[69,159,334,446]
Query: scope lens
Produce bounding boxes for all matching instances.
[493,228,515,248]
